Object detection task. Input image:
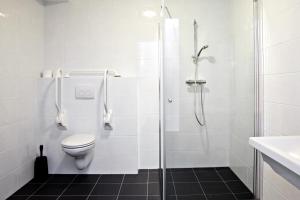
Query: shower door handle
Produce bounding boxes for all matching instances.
[168,98,173,103]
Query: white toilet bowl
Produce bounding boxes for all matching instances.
[61,134,96,170]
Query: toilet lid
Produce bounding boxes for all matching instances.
[61,134,95,149]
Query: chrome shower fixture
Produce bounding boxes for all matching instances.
[190,19,208,126]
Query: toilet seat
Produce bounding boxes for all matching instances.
[61,134,95,149]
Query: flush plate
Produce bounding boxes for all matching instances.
[75,85,95,99]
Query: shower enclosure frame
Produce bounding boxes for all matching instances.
[253,0,264,199]
[158,0,265,200]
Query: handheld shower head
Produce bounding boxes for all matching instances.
[193,45,208,64]
[197,45,209,58]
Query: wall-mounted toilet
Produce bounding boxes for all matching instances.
[61,134,95,170]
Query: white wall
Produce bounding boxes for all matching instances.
[0,0,44,199]
[164,0,234,168]
[229,0,255,191]
[42,0,160,173]
[263,0,300,199]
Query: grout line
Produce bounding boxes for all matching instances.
[169,169,178,200]
[96,182,149,184]
[192,168,208,200]
[86,175,102,200]
[56,175,78,200]
[166,180,240,183]
[146,169,149,200]
[215,168,238,200]
[116,174,125,200]
[26,176,52,200]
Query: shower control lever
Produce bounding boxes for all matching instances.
[168,98,173,103]
[185,79,206,85]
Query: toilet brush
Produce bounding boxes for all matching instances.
[34,145,48,181]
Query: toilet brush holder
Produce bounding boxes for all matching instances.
[34,145,48,181]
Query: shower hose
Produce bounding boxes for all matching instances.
[193,83,206,126]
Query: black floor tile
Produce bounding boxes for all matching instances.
[35,184,68,195]
[8,169,254,200]
[91,184,121,195]
[88,196,117,200]
[73,175,100,183]
[28,196,58,200]
[118,196,147,200]
[216,168,239,181]
[171,168,194,173]
[29,177,50,184]
[166,183,175,195]
[148,196,161,200]
[235,192,255,199]
[119,184,147,195]
[149,169,159,173]
[174,183,203,195]
[138,169,149,174]
[63,184,94,195]
[59,196,88,200]
[98,175,124,183]
[6,196,29,200]
[148,183,160,196]
[48,175,76,184]
[123,174,148,183]
[226,181,251,193]
[201,182,230,194]
[166,196,176,200]
[149,172,159,182]
[172,172,197,183]
[194,168,222,182]
[13,184,41,195]
[176,195,206,200]
[206,194,236,200]
[166,173,173,182]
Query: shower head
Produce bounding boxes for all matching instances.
[197,45,209,58]
[192,45,209,64]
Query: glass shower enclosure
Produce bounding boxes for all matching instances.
[160,0,259,199]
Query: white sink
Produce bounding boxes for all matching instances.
[249,136,300,189]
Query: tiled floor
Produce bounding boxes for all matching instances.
[7,168,254,200]
[166,168,255,200]
[7,169,161,200]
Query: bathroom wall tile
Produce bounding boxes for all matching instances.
[139,135,159,151]
[139,150,159,169]
[138,115,159,135]
[263,2,300,47]
[263,0,300,199]
[264,38,300,75]
[265,73,300,106]
[0,0,44,199]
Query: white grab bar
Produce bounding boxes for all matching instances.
[55,68,68,129]
[103,69,113,129]
[55,68,63,113]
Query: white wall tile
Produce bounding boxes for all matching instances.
[0,0,44,199]
[263,0,300,199]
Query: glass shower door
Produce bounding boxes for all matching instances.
[161,0,257,199]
